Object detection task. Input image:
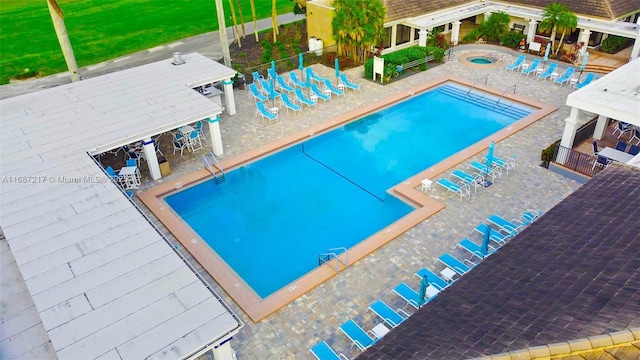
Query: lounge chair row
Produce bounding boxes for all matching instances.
[505,55,597,87]
[310,209,542,359]
[434,154,516,201]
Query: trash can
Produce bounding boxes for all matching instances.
[158,156,171,177]
[237,74,246,90]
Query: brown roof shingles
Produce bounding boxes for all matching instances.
[358,166,640,359]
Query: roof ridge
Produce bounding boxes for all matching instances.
[470,327,640,360]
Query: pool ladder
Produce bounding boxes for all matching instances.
[318,247,349,274]
[202,152,225,184]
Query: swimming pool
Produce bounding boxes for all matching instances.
[164,82,532,298]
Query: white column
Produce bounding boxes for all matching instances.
[578,29,591,57]
[558,107,580,165]
[451,20,461,46]
[390,25,397,48]
[207,116,224,156]
[409,27,415,43]
[418,29,428,47]
[527,19,538,44]
[484,12,491,21]
[222,78,236,115]
[211,342,235,360]
[630,34,640,60]
[593,115,608,140]
[142,137,161,180]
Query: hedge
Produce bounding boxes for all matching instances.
[364,46,445,82]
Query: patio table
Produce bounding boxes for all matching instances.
[599,147,634,163]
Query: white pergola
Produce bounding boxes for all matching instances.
[559,57,640,166]
[0,53,243,360]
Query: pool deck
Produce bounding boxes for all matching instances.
[133,47,584,359]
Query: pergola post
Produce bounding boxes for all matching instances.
[391,25,397,48]
[418,29,428,47]
[222,78,236,115]
[558,107,581,165]
[526,19,538,44]
[578,29,591,57]
[593,115,608,140]
[207,116,224,156]
[142,137,161,180]
[451,21,461,46]
[630,33,640,60]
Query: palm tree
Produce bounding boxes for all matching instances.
[332,0,385,62]
[539,3,578,56]
[47,0,80,82]
[249,0,258,41]
[271,0,279,42]
[227,0,241,47]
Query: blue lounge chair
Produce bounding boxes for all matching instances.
[248,83,268,102]
[436,178,470,201]
[255,101,277,123]
[267,67,278,79]
[414,268,451,290]
[338,73,360,91]
[487,214,521,235]
[310,84,331,102]
[505,55,525,71]
[289,72,307,88]
[457,238,495,260]
[521,58,541,76]
[339,319,378,351]
[251,71,264,83]
[280,93,301,113]
[368,300,409,328]
[537,63,557,81]
[105,166,122,183]
[294,88,316,108]
[310,341,349,360]
[323,79,344,97]
[306,67,326,83]
[450,169,482,192]
[437,253,475,276]
[554,67,575,86]
[468,161,501,182]
[474,223,509,246]
[392,282,438,309]
[482,155,516,175]
[276,76,295,93]
[513,209,542,226]
[575,72,596,89]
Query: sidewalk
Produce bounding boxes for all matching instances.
[0,13,303,100]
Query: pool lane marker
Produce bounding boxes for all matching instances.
[300,143,384,203]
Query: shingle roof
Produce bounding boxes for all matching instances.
[359,166,640,359]
[383,0,640,22]
[504,0,640,20]
[383,0,472,22]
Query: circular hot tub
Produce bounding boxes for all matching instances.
[459,53,504,68]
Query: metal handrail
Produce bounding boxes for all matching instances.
[318,247,349,274]
[466,75,488,98]
[88,153,243,328]
[485,51,503,61]
[495,84,517,108]
[203,152,224,176]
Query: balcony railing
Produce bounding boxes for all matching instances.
[552,144,606,177]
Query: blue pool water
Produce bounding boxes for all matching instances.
[165,83,532,298]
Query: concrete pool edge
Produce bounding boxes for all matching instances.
[139,76,557,322]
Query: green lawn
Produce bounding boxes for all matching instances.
[0,0,292,84]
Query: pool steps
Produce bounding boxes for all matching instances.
[438,85,531,119]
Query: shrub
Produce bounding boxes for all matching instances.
[364,46,444,83]
[600,35,629,54]
[461,28,480,43]
[540,140,561,166]
[500,31,525,48]
[480,12,510,41]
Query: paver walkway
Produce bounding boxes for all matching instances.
[134,47,585,359]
